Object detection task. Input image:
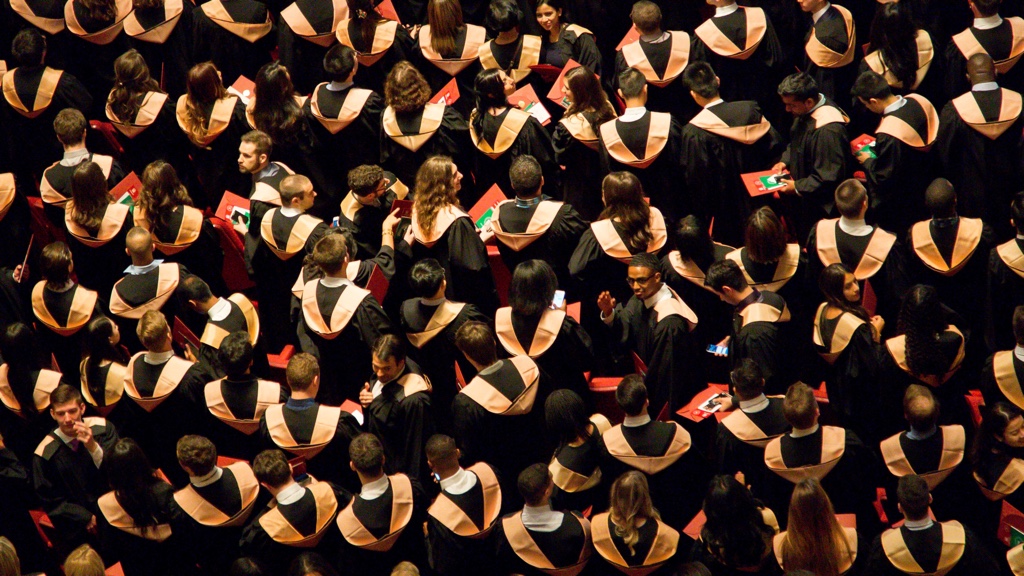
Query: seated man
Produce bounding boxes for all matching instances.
[259,353,361,489]
[495,463,593,576]
[204,332,286,460]
[174,435,263,575]
[359,335,434,483]
[717,359,789,493]
[602,375,698,528]
[866,474,999,575]
[335,433,426,576]
[240,449,348,575]
[337,164,408,261]
[424,434,502,576]
[182,275,268,379]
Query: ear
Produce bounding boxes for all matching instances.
[349,461,356,472]
[617,88,624,100]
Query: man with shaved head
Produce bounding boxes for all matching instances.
[109,227,195,351]
[937,52,1024,239]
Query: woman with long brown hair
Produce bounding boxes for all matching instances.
[410,156,497,315]
[174,61,249,207]
[591,471,680,575]
[335,0,415,93]
[64,161,132,298]
[693,474,779,574]
[553,65,616,220]
[106,49,192,178]
[79,316,129,418]
[772,478,861,575]
[417,0,485,118]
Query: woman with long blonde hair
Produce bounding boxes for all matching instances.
[410,156,497,315]
[591,471,680,574]
[773,478,861,575]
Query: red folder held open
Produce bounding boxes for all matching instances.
[430,77,460,106]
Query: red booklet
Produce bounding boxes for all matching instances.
[216,191,251,228]
[740,170,791,197]
[469,185,508,229]
[429,77,460,106]
[617,25,641,50]
[390,199,413,219]
[528,64,563,84]
[507,84,551,125]
[228,76,255,106]
[109,171,142,206]
[365,263,389,304]
[677,384,730,423]
[851,133,877,158]
[546,59,584,109]
[375,0,401,23]
[172,317,200,358]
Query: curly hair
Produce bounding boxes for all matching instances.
[609,472,660,556]
[78,0,117,22]
[138,161,193,240]
[107,49,162,122]
[384,61,432,113]
[599,172,652,254]
[897,284,953,377]
[183,62,228,145]
[413,156,461,237]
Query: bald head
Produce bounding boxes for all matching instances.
[126,227,154,265]
[925,178,956,219]
[967,53,996,85]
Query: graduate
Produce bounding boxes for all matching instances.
[598,68,684,223]
[478,0,542,87]
[545,391,608,515]
[589,471,681,576]
[805,179,906,326]
[191,0,275,89]
[946,0,1024,96]
[252,175,329,351]
[399,258,490,430]
[62,0,132,117]
[858,2,943,106]
[0,173,30,272]
[359,335,434,483]
[534,0,601,74]
[494,463,593,576]
[679,62,784,247]
[0,323,65,465]
[598,253,700,414]
[972,402,1024,508]
[416,0,486,119]
[174,435,263,575]
[470,68,558,199]
[276,0,347,94]
[32,384,120,553]
[799,0,858,102]
[705,259,791,395]
[988,194,1024,351]
[337,165,408,261]
[936,53,1024,238]
[237,130,295,267]
[296,233,392,405]
[240,449,349,576]
[852,71,940,233]
[424,434,502,576]
[489,156,586,293]
[451,322,551,500]
[259,353,361,489]
[726,207,808,324]
[982,306,1024,411]
[613,0,692,120]
[334,433,427,576]
[335,0,416,94]
[304,45,384,201]
[203,332,286,460]
[123,0,194,98]
[601,376,700,529]
[690,0,783,109]
[78,317,128,419]
[770,72,850,241]
[182,276,267,381]
[2,29,92,189]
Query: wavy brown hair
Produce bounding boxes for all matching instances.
[69,162,110,231]
[108,49,162,121]
[385,61,432,113]
[78,0,117,22]
[183,62,228,145]
[138,161,193,240]
[251,61,303,147]
[564,65,615,126]
[427,0,465,58]
[413,156,461,237]
[599,172,652,254]
[780,479,853,576]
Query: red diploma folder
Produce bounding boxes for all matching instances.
[228,76,255,106]
[546,59,584,109]
[216,191,251,228]
[429,77,460,106]
[172,317,200,358]
[390,199,413,219]
[109,172,142,206]
[375,0,401,24]
[740,170,791,197]
[469,185,508,229]
[616,25,641,50]
[365,263,389,304]
[508,84,551,125]
[677,384,730,423]
[528,64,563,84]
[851,133,877,158]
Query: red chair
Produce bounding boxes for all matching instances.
[965,390,985,430]
[589,376,625,424]
[26,197,65,245]
[88,120,124,157]
[208,216,255,292]
[28,510,55,550]
[105,563,125,576]
[267,345,295,383]
[487,245,511,307]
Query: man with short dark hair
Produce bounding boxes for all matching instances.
[204,331,286,460]
[866,474,999,575]
[771,72,850,240]
[174,435,264,575]
[680,61,784,246]
[259,353,361,488]
[240,449,349,574]
[489,155,586,292]
[614,0,692,118]
[424,434,502,576]
[337,165,408,260]
[799,0,858,102]
[238,130,295,259]
[988,194,1024,350]
[851,70,940,232]
[946,0,1024,96]
[32,384,119,553]
[183,275,267,379]
[335,433,426,575]
[495,463,593,575]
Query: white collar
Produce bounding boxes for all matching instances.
[280,206,303,217]
[838,216,873,237]
[478,360,504,376]
[521,503,563,533]
[60,148,91,166]
[124,260,163,275]
[623,414,651,427]
[973,81,1000,92]
[421,296,446,306]
[53,427,76,445]
[360,475,390,500]
[974,15,1003,30]
[740,394,770,413]
[208,297,232,322]
[327,80,354,91]
[704,98,725,109]
[809,94,827,114]
[812,3,831,23]
[903,517,934,531]
[715,3,739,17]
[143,350,174,365]
[619,106,648,123]
[320,276,350,288]
[1015,345,1024,363]
[276,482,306,505]
[440,467,478,495]
[190,466,223,488]
[883,96,907,115]
[643,285,673,309]
[790,423,820,438]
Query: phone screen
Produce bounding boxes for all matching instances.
[550,290,566,309]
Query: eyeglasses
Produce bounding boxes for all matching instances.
[626,275,655,287]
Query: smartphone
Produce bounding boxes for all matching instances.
[706,344,729,355]
[331,216,340,228]
[229,206,249,227]
[550,290,566,309]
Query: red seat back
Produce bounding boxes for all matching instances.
[208,216,255,292]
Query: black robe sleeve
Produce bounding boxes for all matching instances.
[793,123,849,206]
[568,30,602,77]
[446,218,499,316]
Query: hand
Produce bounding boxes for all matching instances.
[776,179,797,194]
[870,315,885,341]
[12,264,26,283]
[73,421,97,452]
[855,150,872,164]
[358,383,373,408]
[477,221,494,244]
[713,336,731,357]
[597,291,616,317]
[183,346,197,363]
[717,396,735,412]
[771,162,786,173]
[515,100,527,110]
[232,221,247,236]
[86,515,97,535]
[402,225,415,246]
[382,208,402,233]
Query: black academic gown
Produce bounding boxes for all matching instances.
[878,425,970,522]
[336,18,415,95]
[31,281,102,384]
[95,482,194,576]
[334,474,427,576]
[812,304,882,442]
[426,463,503,576]
[105,91,194,186]
[936,86,1024,239]
[365,362,435,484]
[124,0,194,98]
[276,0,346,95]
[203,375,286,460]
[614,31,695,121]
[63,203,132,299]
[802,4,858,103]
[108,262,190,353]
[175,95,251,208]
[0,176,31,270]
[42,153,127,230]
[304,83,384,202]
[552,111,607,221]
[142,206,226,296]
[31,418,119,548]
[591,511,680,576]
[550,421,609,515]
[494,509,593,576]
[0,365,62,465]
[730,291,791,395]
[414,23,486,120]
[988,238,1024,351]
[380,104,475,203]
[191,0,274,89]
[62,0,131,118]
[679,100,785,247]
[865,521,1000,576]
[946,17,1024,97]
[491,199,587,298]
[0,445,52,574]
[194,294,268,380]
[858,29,946,109]
[470,108,558,200]
[258,398,362,489]
[337,181,405,261]
[716,397,789,502]
[660,245,735,348]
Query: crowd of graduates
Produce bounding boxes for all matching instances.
[8,0,1024,575]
